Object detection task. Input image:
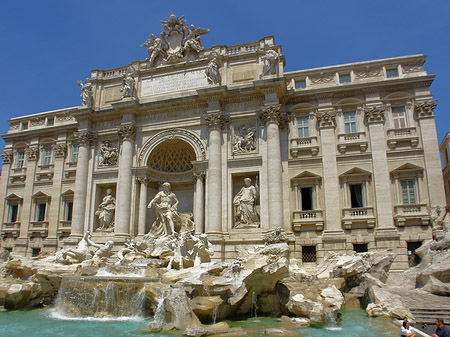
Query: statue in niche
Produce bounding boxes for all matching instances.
[95,188,116,231]
[233,178,260,228]
[77,78,94,108]
[121,67,136,99]
[141,33,165,67]
[205,52,221,85]
[99,141,118,167]
[233,126,257,154]
[148,182,179,236]
[260,48,279,76]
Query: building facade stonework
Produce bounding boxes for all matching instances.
[0,16,446,270]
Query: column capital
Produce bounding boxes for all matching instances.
[316,111,336,129]
[193,171,206,182]
[415,100,437,119]
[364,105,387,124]
[73,131,96,146]
[259,104,282,125]
[1,151,13,164]
[52,143,67,158]
[118,124,136,141]
[136,176,150,185]
[205,113,228,130]
[26,146,39,161]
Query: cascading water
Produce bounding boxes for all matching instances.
[53,276,146,320]
[251,291,258,318]
[324,308,342,331]
[153,298,166,323]
[212,304,218,324]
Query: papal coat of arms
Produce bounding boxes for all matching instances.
[141,14,209,67]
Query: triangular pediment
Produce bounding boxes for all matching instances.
[61,189,74,196]
[6,193,23,200]
[391,163,423,174]
[292,171,322,180]
[32,191,51,199]
[340,167,372,178]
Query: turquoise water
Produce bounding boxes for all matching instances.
[0,307,398,337]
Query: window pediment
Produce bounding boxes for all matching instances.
[6,193,23,200]
[291,171,322,186]
[391,163,423,178]
[340,167,371,182]
[32,191,51,200]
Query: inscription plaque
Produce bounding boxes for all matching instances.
[141,69,208,97]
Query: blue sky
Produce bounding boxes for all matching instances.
[1,0,449,157]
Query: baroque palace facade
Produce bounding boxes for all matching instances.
[0,15,445,271]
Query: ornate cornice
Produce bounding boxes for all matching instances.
[118,124,137,141]
[316,111,336,129]
[364,105,387,124]
[1,151,13,164]
[26,147,39,161]
[73,131,97,146]
[52,143,67,158]
[415,100,437,119]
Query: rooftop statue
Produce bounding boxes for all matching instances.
[141,14,209,66]
[77,78,93,108]
[121,67,136,99]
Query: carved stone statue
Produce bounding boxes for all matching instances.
[263,226,288,245]
[205,53,221,85]
[193,233,214,266]
[261,49,279,76]
[95,189,116,231]
[121,67,136,99]
[77,79,94,108]
[148,182,179,236]
[233,126,257,154]
[233,178,260,228]
[141,33,164,67]
[99,141,118,167]
[430,205,448,231]
[183,24,209,53]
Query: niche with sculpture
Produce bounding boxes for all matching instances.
[232,172,260,229]
[94,185,116,232]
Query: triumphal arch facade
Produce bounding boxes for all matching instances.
[0,14,445,270]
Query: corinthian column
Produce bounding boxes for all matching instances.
[71,132,95,238]
[261,105,284,229]
[136,177,149,236]
[115,124,136,236]
[194,171,205,234]
[205,114,223,234]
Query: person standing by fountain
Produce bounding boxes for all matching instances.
[433,318,450,337]
[148,182,179,236]
[401,320,417,337]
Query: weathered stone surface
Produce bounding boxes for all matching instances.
[320,285,344,310]
[190,295,223,322]
[422,276,450,296]
[279,315,310,327]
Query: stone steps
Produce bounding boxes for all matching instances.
[410,307,450,323]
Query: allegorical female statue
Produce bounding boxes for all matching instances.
[95,188,116,231]
[233,178,260,228]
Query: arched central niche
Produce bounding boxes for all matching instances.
[147,139,196,173]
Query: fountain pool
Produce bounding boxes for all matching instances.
[0,307,399,336]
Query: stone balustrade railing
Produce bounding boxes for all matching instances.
[342,207,374,219]
[1,222,20,237]
[292,210,324,232]
[226,43,260,55]
[290,136,319,157]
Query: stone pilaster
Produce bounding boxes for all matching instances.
[194,171,205,234]
[415,100,446,206]
[317,111,344,237]
[45,143,67,248]
[115,124,136,236]
[70,132,95,240]
[0,151,12,241]
[260,104,284,229]
[205,113,224,234]
[365,106,396,232]
[136,176,149,236]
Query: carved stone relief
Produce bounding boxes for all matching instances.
[98,141,119,167]
[232,124,257,155]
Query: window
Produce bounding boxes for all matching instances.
[339,73,351,84]
[353,243,368,253]
[46,117,54,126]
[295,79,306,89]
[21,122,28,130]
[71,145,79,162]
[344,111,357,134]
[302,246,317,263]
[350,183,364,208]
[401,180,416,204]
[386,67,399,78]
[300,187,313,211]
[31,248,41,258]
[392,106,407,129]
[9,204,19,222]
[16,151,25,168]
[36,203,46,222]
[407,241,422,267]
[42,148,52,165]
[65,201,73,221]
[297,117,309,138]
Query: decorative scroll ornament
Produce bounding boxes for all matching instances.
[232,125,257,154]
[141,14,209,67]
[415,100,437,119]
[1,151,13,164]
[316,111,336,129]
[355,66,382,79]
[402,61,424,73]
[364,105,387,124]
[52,143,67,158]
[77,78,94,109]
[73,131,96,146]
[26,147,39,161]
[118,124,136,141]
[98,141,119,167]
[310,72,334,84]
